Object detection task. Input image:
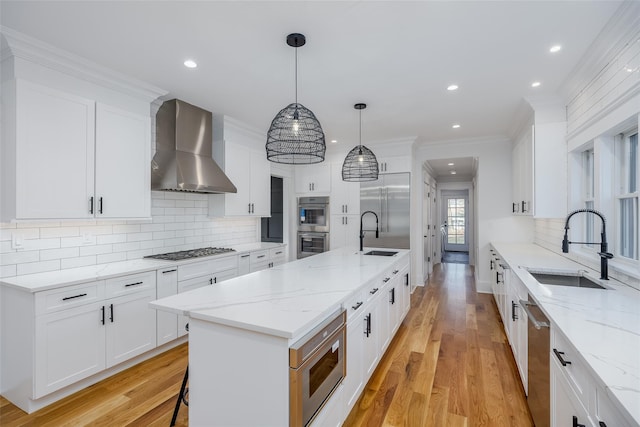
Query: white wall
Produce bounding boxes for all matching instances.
[413,137,534,293]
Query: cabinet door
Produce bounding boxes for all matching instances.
[249,150,271,216]
[378,156,410,174]
[401,268,411,318]
[330,162,360,215]
[238,253,251,275]
[95,104,151,218]
[156,267,178,346]
[16,81,95,219]
[295,163,331,194]
[552,358,593,427]
[362,305,379,381]
[105,290,157,368]
[330,215,359,250]
[220,143,252,215]
[344,317,364,413]
[34,302,106,398]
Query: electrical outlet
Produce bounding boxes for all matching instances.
[82,233,94,244]
[11,233,23,249]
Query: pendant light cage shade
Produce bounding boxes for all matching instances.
[266,102,326,164]
[342,145,379,182]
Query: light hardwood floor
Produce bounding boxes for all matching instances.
[0,262,533,427]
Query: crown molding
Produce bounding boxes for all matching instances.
[415,134,510,150]
[0,26,167,102]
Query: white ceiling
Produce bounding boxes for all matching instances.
[0,1,622,151]
[426,157,477,180]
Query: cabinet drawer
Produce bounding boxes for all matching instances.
[250,250,269,264]
[213,268,238,284]
[344,289,366,321]
[35,281,105,315]
[552,328,594,410]
[178,260,211,281]
[211,255,238,273]
[105,271,156,299]
[365,278,384,302]
[269,247,286,262]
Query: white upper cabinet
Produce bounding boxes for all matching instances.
[4,80,152,221]
[209,117,270,217]
[295,163,331,194]
[330,161,360,215]
[377,155,410,174]
[95,103,151,218]
[511,102,567,218]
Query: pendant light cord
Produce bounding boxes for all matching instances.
[294,46,298,105]
[359,108,362,148]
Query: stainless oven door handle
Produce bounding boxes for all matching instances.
[519,299,550,329]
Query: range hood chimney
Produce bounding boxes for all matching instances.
[151,99,237,193]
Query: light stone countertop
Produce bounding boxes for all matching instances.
[0,242,286,293]
[150,246,410,341]
[491,242,640,427]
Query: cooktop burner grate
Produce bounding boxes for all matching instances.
[145,247,236,261]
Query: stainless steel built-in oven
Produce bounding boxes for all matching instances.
[298,197,329,232]
[297,232,329,259]
[289,310,346,427]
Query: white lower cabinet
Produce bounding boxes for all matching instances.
[310,384,344,427]
[34,300,106,398]
[33,271,156,399]
[552,356,594,427]
[156,267,178,346]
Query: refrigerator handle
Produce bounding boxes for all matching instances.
[378,187,383,232]
[384,187,389,232]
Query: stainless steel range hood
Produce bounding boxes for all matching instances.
[151,99,237,193]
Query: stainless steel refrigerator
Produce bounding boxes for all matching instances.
[360,172,410,249]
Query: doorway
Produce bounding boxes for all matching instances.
[441,190,470,264]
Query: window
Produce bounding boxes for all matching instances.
[447,198,466,244]
[616,131,638,260]
[582,149,595,247]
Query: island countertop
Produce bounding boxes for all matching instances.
[491,242,640,426]
[150,246,410,341]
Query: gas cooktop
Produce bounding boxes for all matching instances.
[145,247,236,261]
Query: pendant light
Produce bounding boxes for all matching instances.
[342,103,379,181]
[266,33,325,164]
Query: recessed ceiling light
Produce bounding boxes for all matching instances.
[452,124,461,129]
[549,45,562,53]
[531,81,541,88]
[330,139,338,144]
[447,162,454,166]
[183,59,198,69]
[447,84,459,91]
[450,171,457,175]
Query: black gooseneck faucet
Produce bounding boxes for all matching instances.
[562,208,613,280]
[360,210,379,252]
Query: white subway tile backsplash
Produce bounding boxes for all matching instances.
[1,190,259,279]
[61,256,96,269]
[40,247,80,261]
[39,227,79,239]
[17,260,60,275]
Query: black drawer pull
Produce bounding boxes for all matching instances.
[554,349,572,366]
[392,269,399,274]
[383,277,390,283]
[99,197,104,214]
[257,255,266,259]
[89,197,94,214]
[390,288,395,304]
[62,293,87,301]
[370,287,379,295]
[162,269,177,274]
[101,306,105,325]
[573,416,585,427]
[241,254,250,258]
[275,251,282,255]
[125,281,143,287]
[109,304,114,323]
[351,301,363,310]
[598,423,607,427]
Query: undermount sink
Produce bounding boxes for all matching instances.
[363,250,398,257]
[529,272,609,290]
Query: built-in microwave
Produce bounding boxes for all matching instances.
[298,197,329,232]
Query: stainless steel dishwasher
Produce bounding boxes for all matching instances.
[520,295,550,427]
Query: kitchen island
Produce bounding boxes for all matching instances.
[150,246,411,427]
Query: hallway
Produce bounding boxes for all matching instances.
[343,262,533,426]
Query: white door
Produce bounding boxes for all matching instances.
[442,195,469,252]
[422,181,430,282]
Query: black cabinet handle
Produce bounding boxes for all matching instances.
[209,278,214,285]
[109,304,114,323]
[99,197,103,214]
[383,277,390,283]
[89,197,94,214]
[101,306,105,325]
[370,287,379,295]
[511,301,518,321]
[364,313,372,337]
[405,273,409,286]
[496,271,503,284]
[213,277,217,284]
[521,200,526,213]
[390,288,395,304]
[490,259,494,269]
[392,269,399,275]
[62,293,87,301]
[257,255,266,259]
[241,254,250,258]
[352,301,363,310]
[275,251,282,255]
[573,416,585,427]
[162,269,177,274]
[512,202,516,213]
[554,349,572,366]
[599,422,607,427]
[125,281,143,288]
